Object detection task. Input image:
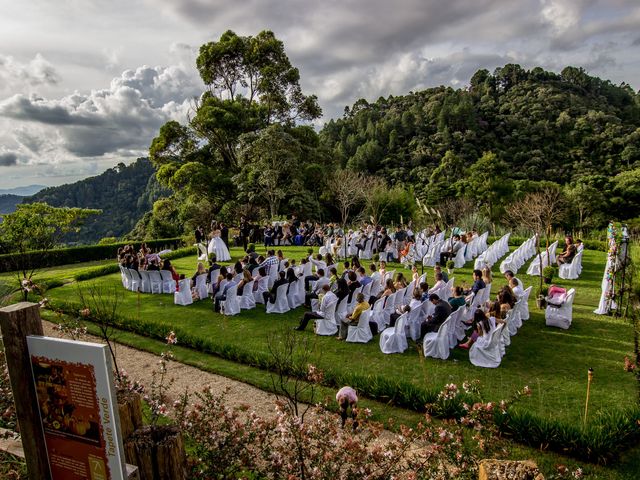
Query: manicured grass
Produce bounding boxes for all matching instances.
[40,305,640,480]
[42,244,637,429]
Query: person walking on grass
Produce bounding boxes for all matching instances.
[336,386,358,430]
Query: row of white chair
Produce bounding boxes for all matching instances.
[474,233,511,270]
[526,240,559,276]
[499,234,537,274]
[119,266,176,294]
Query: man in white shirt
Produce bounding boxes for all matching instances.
[503,270,523,289]
[304,269,328,307]
[305,254,328,290]
[295,284,337,331]
[439,234,462,266]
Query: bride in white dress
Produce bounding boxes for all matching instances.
[207,224,231,261]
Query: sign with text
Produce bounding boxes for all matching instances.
[26,336,127,480]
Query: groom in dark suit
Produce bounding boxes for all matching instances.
[220,222,229,246]
[420,294,452,339]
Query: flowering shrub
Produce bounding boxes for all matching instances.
[145,331,177,426]
[175,375,533,479]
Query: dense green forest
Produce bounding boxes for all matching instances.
[25,158,169,242]
[12,31,640,244]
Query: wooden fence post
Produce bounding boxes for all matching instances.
[0,302,51,480]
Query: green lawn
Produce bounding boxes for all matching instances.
[41,244,636,428]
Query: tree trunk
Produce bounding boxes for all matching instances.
[124,426,186,480]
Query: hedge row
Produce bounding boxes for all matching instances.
[0,238,183,273]
[47,298,640,464]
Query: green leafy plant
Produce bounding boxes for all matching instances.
[446,260,455,270]
[543,266,555,284]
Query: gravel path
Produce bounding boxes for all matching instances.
[42,320,287,419]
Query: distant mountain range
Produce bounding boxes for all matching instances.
[20,159,169,243]
[0,184,46,196]
[0,194,24,214]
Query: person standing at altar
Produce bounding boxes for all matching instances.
[220,222,229,247]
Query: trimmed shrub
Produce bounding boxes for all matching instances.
[0,237,183,273]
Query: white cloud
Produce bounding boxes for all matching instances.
[0,53,60,92]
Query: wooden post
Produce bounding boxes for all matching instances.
[0,302,51,480]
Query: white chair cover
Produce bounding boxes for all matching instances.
[127,269,141,292]
[315,301,338,336]
[406,305,423,341]
[253,277,268,304]
[423,314,454,360]
[346,310,373,343]
[208,269,220,294]
[195,273,209,300]
[160,270,176,294]
[379,313,408,354]
[453,246,466,268]
[545,288,575,329]
[519,286,532,320]
[148,271,163,294]
[138,270,152,293]
[287,278,304,309]
[266,284,290,314]
[120,266,131,289]
[469,324,504,368]
[239,280,256,310]
[559,250,583,280]
[174,279,192,306]
[222,283,241,316]
[370,297,387,332]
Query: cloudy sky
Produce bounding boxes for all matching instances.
[0,0,639,189]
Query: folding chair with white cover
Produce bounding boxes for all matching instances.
[148,270,163,294]
[507,304,522,336]
[287,278,304,309]
[380,293,397,328]
[196,243,208,261]
[559,250,583,280]
[423,314,454,360]
[160,270,176,294]
[519,286,532,320]
[266,284,290,314]
[335,297,348,325]
[127,269,141,292]
[361,282,372,299]
[469,324,504,368]
[315,301,338,336]
[453,246,466,268]
[526,241,558,276]
[406,305,423,341]
[208,269,220,294]
[138,270,152,293]
[267,266,278,289]
[500,314,511,355]
[370,297,387,333]
[222,283,241,316]
[120,266,131,289]
[253,277,268,304]
[195,273,209,300]
[174,279,193,306]
[545,288,575,330]
[346,310,374,343]
[379,313,408,354]
[239,280,256,310]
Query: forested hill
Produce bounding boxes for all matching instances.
[319,65,639,207]
[26,158,169,242]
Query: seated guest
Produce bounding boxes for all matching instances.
[211,266,228,296]
[378,261,387,283]
[233,261,243,278]
[334,278,350,304]
[304,269,328,306]
[448,286,466,311]
[370,278,395,305]
[557,236,577,265]
[419,294,452,338]
[465,270,486,296]
[356,267,372,286]
[264,271,288,305]
[285,268,298,286]
[389,289,422,327]
[503,270,523,289]
[576,239,584,252]
[341,261,352,280]
[214,273,237,312]
[434,264,448,283]
[237,269,254,296]
[191,262,207,288]
[346,271,361,302]
[259,250,278,272]
[351,256,361,271]
[394,272,408,290]
[411,265,420,284]
[253,266,268,291]
[458,309,492,349]
[428,273,446,294]
[419,282,430,301]
[294,284,337,331]
[305,254,327,290]
[338,292,371,340]
[482,266,492,286]
[207,254,221,279]
[439,234,463,266]
[328,267,339,287]
[509,277,524,299]
[245,255,259,274]
[497,287,516,309]
[162,259,179,286]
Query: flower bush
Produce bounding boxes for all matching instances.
[175,373,533,479]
